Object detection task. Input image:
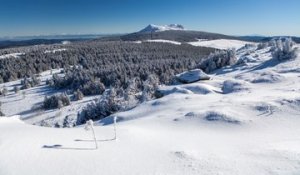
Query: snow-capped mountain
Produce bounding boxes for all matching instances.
[139,24,185,33]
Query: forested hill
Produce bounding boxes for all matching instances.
[97,30,237,42]
[0,40,215,84]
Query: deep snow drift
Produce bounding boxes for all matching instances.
[1,43,300,175]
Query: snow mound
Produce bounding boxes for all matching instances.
[251,71,284,84]
[184,112,201,118]
[155,87,193,97]
[182,84,216,94]
[222,80,249,94]
[0,115,23,123]
[156,83,216,98]
[254,103,277,116]
[189,39,252,50]
[279,98,300,112]
[176,69,210,84]
[139,24,185,33]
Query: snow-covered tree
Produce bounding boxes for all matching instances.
[43,93,71,110]
[63,115,76,128]
[22,91,26,99]
[124,78,139,101]
[20,76,41,90]
[1,87,8,96]
[257,42,268,50]
[73,89,84,101]
[77,88,121,125]
[140,74,159,102]
[198,49,237,73]
[271,38,298,61]
[14,86,20,94]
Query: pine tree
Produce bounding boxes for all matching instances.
[2,87,8,96]
[74,89,84,101]
[14,86,20,94]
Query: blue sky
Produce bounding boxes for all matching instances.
[0,0,299,37]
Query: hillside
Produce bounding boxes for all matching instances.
[1,39,300,175]
[98,30,237,43]
[97,24,238,42]
[98,24,300,43]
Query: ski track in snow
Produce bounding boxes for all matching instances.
[1,43,300,175]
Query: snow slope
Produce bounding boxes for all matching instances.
[144,39,181,45]
[189,39,253,50]
[0,68,100,127]
[1,44,300,175]
[131,39,181,45]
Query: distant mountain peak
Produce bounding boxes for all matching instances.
[139,24,185,33]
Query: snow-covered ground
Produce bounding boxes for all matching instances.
[1,43,300,175]
[44,48,67,53]
[0,52,24,59]
[0,68,100,127]
[189,39,253,50]
[130,39,181,45]
[134,38,250,49]
[144,39,181,45]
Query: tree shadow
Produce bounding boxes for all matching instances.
[214,64,250,75]
[42,137,116,150]
[213,57,282,76]
[247,58,281,72]
[2,98,23,104]
[42,144,97,150]
[74,138,116,142]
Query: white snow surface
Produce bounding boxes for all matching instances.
[176,69,210,83]
[189,39,254,50]
[145,39,181,45]
[1,44,300,175]
[44,48,67,53]
[0,52,24,59]
[0,68,99,127]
